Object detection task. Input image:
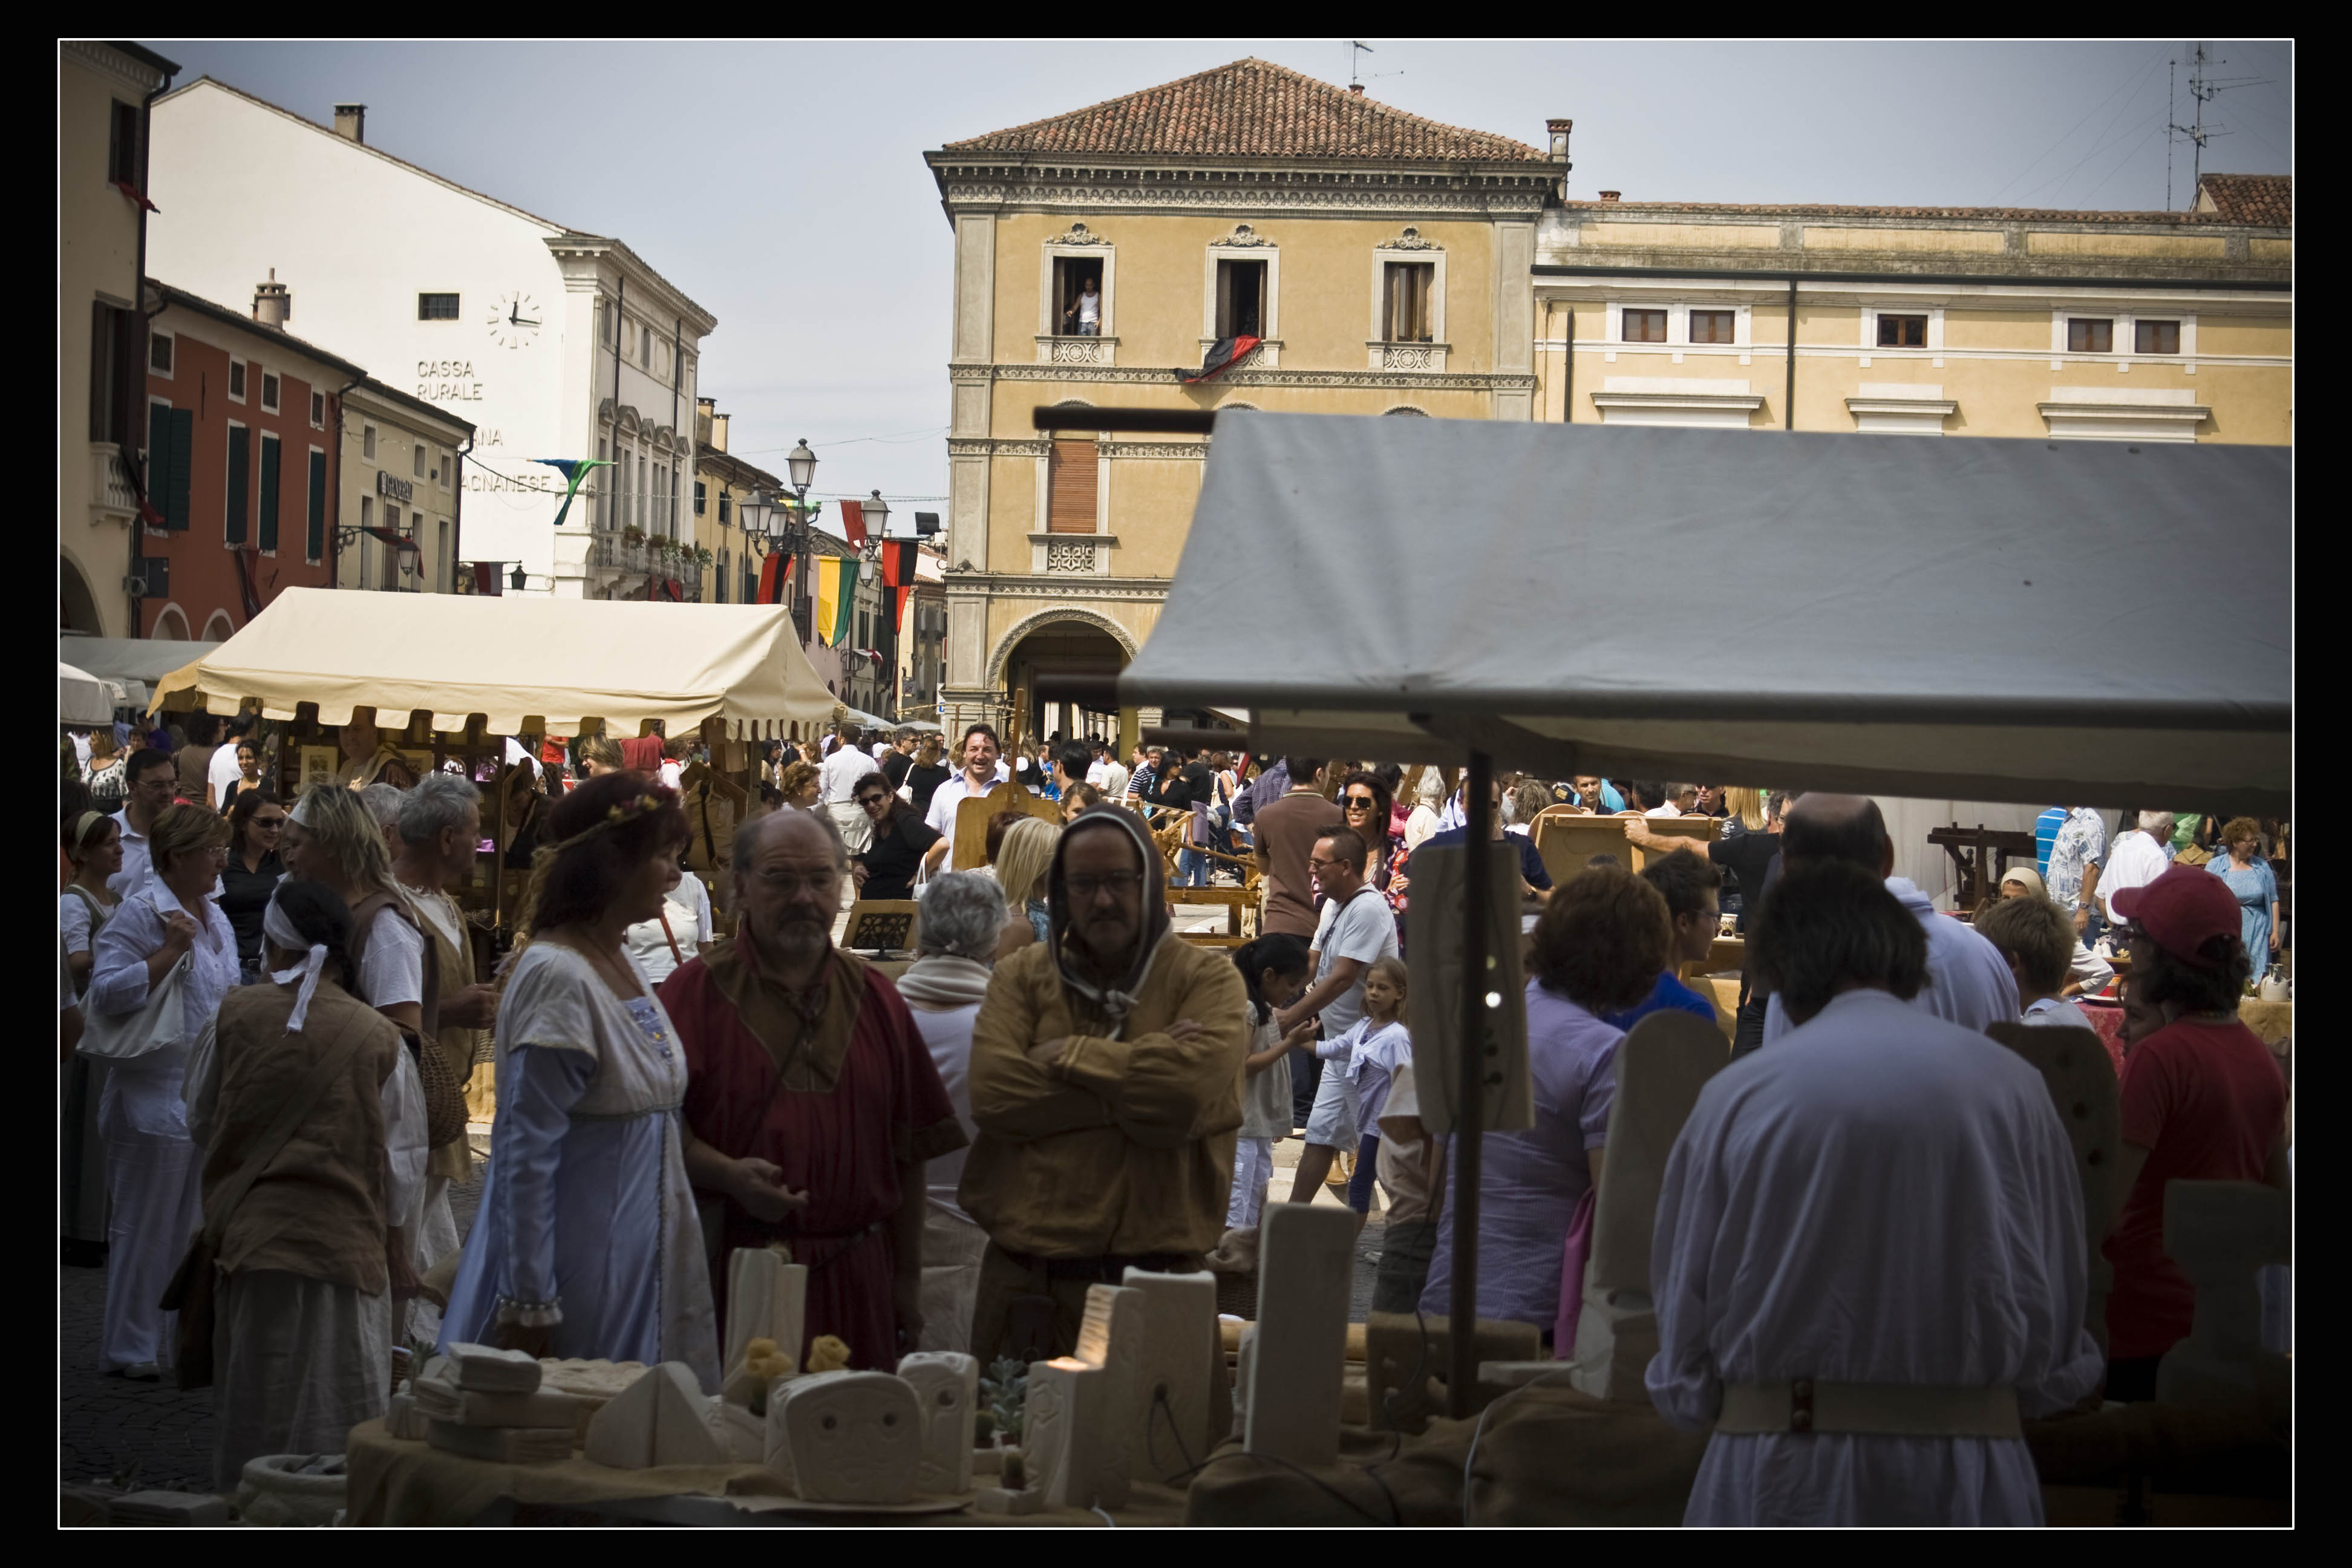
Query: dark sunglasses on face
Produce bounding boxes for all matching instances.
[857,793,887,807]
[1345,795,1377,809]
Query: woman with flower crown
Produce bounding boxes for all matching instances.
[439,771,788,1387]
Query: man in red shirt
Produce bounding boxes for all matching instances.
[2102,864,2288,1400]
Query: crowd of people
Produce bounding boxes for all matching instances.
[58,704,2291,1524]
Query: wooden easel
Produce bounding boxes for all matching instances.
[952,774,1060,871]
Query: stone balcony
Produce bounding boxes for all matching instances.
[91,443,139,525]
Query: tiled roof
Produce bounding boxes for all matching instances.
[944,57,1544,163]
[1562,188,2291,227]
[2195,173,2292,226]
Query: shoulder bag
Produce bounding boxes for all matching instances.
[77,901,191,1061]
[160,1005,374,1389]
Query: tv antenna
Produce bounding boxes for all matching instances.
[2165,42,2270,210]
[1348,41,1402,88]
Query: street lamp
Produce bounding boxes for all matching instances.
[861,489,890,541]
[787,439,817,495]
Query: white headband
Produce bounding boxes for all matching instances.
[262,892,330,1031]
[288,792,322,828]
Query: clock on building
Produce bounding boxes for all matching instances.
[487,290,542,348]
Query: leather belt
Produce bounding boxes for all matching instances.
[1716,1380,2021,1438]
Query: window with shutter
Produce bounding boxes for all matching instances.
[151,405,194,530]
[307,450,327,561]
[258,433,281,552]
[1048,439,1098,534]
[225,426,250,544]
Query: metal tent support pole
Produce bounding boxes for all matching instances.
[1447,746,1492,1419]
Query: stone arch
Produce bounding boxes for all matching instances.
[59,554,102,635]
[1382,405,1430,417]
[151,602,192,641]
[200,609,236,642]
[982,604,1141,691]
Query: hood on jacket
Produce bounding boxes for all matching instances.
[1048,804,1172,1037]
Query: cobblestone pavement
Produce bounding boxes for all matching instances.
[59,1154,488,1493]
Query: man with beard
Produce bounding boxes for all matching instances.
[958,805,1249,1362]
[661,808,966,1368]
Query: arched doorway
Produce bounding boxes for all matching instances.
[151,603,191,641]
[60,555,102,635]
[201,610,236,642]
[987,609,1136,750]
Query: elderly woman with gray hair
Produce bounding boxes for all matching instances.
[896,871,1006,1353]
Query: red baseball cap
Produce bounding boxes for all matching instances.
[2111,863,2242,969]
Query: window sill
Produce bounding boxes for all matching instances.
[1364,341,1448,372]
[1036,335,1118,367]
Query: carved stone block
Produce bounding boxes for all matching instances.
[1244,1204,1357,1466]
[584,1362,724,1469]
[766,1370,923,1504]
[1024,1355,1116,1512]
[724,1247,809,1384]
[897,1350,979,1494]
[1121,1267,1218,1481]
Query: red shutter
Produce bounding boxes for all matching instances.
[1048,440,1097,534]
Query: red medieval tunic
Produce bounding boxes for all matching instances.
[660,937,964,1371]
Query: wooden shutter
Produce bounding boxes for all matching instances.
[306,449,328,561]
[257,434,281,551]
[153,405,194,530]
[225,426,250,544]
[1048,439,1097,534]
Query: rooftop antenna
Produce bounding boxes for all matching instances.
[1350,40,1371,87]
[2165,41,2270,210]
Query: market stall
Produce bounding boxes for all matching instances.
[1117,410,2290,1455]
[58,661,123,728]
[58,635,223,716]
[147,588,839,938]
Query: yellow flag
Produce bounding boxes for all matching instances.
[815,557,844,646]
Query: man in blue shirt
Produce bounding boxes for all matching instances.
[2034,805,2068,881]
[1599,846,1723,1032]
[1561,774,1628,814]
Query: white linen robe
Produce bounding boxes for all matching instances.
[1647,988,2102,1525]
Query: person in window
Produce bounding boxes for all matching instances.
[1065,278,1102,337]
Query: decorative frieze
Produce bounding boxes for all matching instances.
[1210,223,1273,247]
[964,361,1535,393]
[1057,221,1109,246]
[1045,541,1096,573]
[1378,226,1442,250]
[1037,334,1119,365]
[934,169,1550,220]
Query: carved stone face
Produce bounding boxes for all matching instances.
[896,1353,978,1494]
[783,1373,921,1504]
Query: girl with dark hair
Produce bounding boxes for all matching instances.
[439,771,729,1385]
[1226,933,1313,1229]
[186,879,410,1487]
[221,790,287,983]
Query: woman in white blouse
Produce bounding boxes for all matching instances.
[621,849,714,984]
[85,804,240,1379]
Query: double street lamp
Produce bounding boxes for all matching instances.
[739,458,899,716]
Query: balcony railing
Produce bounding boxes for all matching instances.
[91,443,139,523]
[591,530,704,598]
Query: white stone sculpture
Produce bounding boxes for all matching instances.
[584,1361,726,1469]
[1570,1010,1725,1401]
[1121,1268,1218,1480]
[724,1247,809,1383]
[895,1351,979,1494]
[1024,1355,1117,1512]
[765,1370,923,1503]
[1244,1204,1357,1466]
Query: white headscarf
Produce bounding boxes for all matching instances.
[262,888,330,1032]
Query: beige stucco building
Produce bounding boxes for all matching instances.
[338,377,474,596]
[60,40,177,638]
[924,59,1565,746]
[1531,172,2290,442]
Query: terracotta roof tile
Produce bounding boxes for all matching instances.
[2195,173,2292,225]
[944,57,1544,163]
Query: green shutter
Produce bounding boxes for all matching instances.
[225,427,250,544]
[258,434,281,552]
[161,407,194,530]
[307,450,327,561]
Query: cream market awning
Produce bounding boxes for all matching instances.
[1121,413,2290,815]
[150,587,838,737]
[60,661,124,727]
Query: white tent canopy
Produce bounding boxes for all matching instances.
[59,636,224,710]
[150,588,839,737]
[1123,414,2289,814]
[59,662,123,727]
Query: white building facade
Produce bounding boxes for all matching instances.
[145,80,714,599]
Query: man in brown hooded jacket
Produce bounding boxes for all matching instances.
[959,804,1249,1361]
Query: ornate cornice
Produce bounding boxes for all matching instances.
[933,161,1551,220]
[1101,440,1207,460]
[952,572,1173,600]
[956,361,1536,393]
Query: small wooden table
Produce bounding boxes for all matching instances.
[1928,823,2040,909]
[1170,886,1256,948]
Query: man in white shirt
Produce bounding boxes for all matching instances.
[1652,859,2099,1524]
[1638,781,1687,819]
[1093,742,1126,803]
[820,726,878,854]
[109,748,178,895]
[1275,826,1399,1203]
[1068,278,1102,336]
[206,717,249,812]
[2098,811,2175,926]
[1759,794,2017,1046]
[921,725,1010,874]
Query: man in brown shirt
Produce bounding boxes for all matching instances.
[174,714,220,808]
[1251,757,1344,938]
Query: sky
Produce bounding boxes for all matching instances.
[139,39,2293,512]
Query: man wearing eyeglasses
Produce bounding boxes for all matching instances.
[1276,826,1399,1204]
[960,806,1248,1366]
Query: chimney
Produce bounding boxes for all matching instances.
[695,397,716,445]
[1598,190,1621,203]
[1546,118,1573,163]
[1348,83,1365,96]
[712,413,729,452]
[253,268,291,327]
[333,103,366,143]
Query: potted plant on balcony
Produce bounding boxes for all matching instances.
[621,523,645,548]
[692,545,714,568]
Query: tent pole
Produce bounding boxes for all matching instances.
[1448,747,1491,1419]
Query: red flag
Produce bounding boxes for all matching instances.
[1182,334,1261,385]
[757,551,785,604]
[839,498,866,547]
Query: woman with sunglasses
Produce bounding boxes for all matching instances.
[849,771,942,903]
[1338,769,1402,903]
[221,791,289,984]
